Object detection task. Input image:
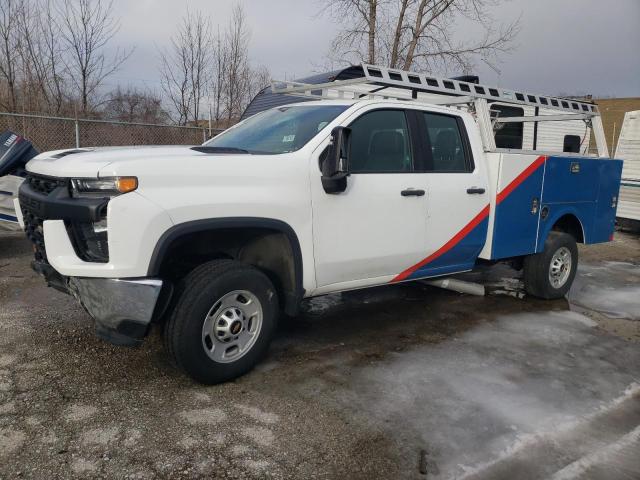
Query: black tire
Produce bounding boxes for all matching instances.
[164,259,278,384]
[523,232,578,299]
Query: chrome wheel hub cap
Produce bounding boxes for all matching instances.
[201,290,263,363]
[549,246,572,288]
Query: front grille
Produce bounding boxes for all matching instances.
[22,206,47,262]
[20,174,70,263]
[26,174,68,195]
[20,206,47,262]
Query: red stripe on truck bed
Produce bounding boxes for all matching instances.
[496,155,547,205]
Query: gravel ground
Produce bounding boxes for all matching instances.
[0,231,638,479]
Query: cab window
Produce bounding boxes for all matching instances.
[348,110,412,173]
[422,112,472,172]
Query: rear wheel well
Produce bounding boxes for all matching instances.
[551,214,584,243]
[152,221,302,316]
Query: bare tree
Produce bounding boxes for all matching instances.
[222,4,252,123]
[2,0,71,115]
[1,0,69,115]
[250,64,271,101]
[322,0,378,64]
[58,0,131,115]
[206,7,268,129]
[159,10,212,125]
[187,11,212,123]
[209,6,245,126]
[210,26,226,124]
[40,0,68,114]
[0,0,21,111]
[322,0,519,73]
[103,86,169,123]
[159,34,192,125]
[16,0,60,113]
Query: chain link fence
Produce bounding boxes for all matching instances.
[0,112,222,153]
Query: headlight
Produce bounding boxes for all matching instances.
[70,177,137,197]
[67,176,136,262]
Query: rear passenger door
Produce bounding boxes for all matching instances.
[398,110,490,279]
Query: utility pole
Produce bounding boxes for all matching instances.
[611,122,616,154]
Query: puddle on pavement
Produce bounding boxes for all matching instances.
[309,310,640,478]
[568,262,640,320]
[273,260,640,478]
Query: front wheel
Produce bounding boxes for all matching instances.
[164,259,278,384]
[523,232,578,299]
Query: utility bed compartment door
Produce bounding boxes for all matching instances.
[541,157,600,203]
[537,157,622,246]
[491,154,545,259]
[488,154,622,260]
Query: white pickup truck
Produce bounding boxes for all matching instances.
[16,65,622,384]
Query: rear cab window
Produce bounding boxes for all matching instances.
[418,111,474,173]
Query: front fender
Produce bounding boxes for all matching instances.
[43,192,174,278]
[147,217,305,315]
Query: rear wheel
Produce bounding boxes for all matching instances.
[164,259,278,384]
[523,232,578,299]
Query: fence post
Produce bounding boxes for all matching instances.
[75,119,80,148]
[202,128,206,144]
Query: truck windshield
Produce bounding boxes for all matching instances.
[204,105,348,154]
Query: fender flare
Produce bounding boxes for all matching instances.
[147,217,305,313]
[537,207,587,250]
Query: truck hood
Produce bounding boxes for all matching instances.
[26,145,201,178]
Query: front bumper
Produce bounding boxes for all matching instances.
[69,277,163,346]
[35,261,163,346]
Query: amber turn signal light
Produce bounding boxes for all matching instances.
[115,177,138,193]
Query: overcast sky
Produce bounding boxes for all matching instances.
[108,0,640,99]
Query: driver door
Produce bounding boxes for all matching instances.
[310,108,429,291]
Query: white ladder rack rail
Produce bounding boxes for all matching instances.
[357,64,599,115]
[272,63,599,115]
[270,63,609,157]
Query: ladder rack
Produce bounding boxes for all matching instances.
[359,64,598,115]
[271,63,609,157]
[272,63,599,117]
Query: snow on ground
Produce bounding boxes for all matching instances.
[331,310,640,478]
[569,262,640,320]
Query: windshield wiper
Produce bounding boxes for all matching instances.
[191,146,250,154]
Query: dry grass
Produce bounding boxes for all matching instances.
[591,97,640,155]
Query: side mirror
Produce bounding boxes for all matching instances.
[321,126,351,194]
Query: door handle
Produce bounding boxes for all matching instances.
[401,188,425,197]
[466,187,486,194]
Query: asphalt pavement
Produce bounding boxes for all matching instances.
[0,231,638,479]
